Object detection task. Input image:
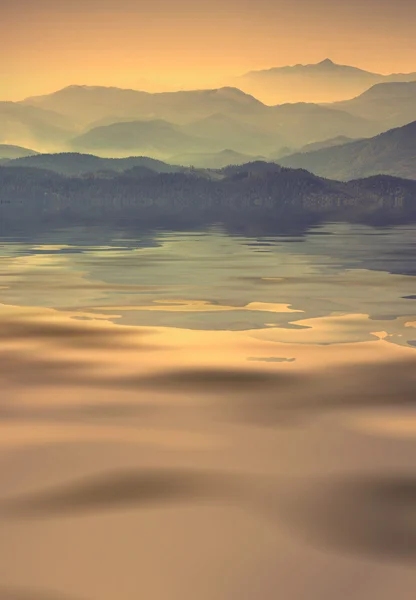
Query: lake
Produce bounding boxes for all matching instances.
[0,222,415,600]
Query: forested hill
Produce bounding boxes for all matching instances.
[1,162,415,228]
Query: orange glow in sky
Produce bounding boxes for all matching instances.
[2,0,416,99]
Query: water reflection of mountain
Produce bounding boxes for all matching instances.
[1,220,416,276]
[0,224,415,347]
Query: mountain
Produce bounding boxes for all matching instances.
[181,113,283,155]
[296,136,359,154]
[347,174,416,205]
[268,136,358,160]
[235,59,416,104]
[170,98,377,149]
[69,119,218,158]
[22,86,265,128]
[0,144,38,159]
[331,81,416,128]
[170,149,265,169]
[69,114,288,160]
[12,81,415,156]
[1,161,415,229]
[16,83,385,154]
[5,152,180,176]
[280,121,416,180]
[267,103,377,147]
[0,102,76,151]
[6,148,267,173]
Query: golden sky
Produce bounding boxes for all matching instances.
[1,0,416,100]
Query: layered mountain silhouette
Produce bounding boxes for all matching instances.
[181,113,282,155]
[331,81,416,128]
[235,59,416,104]
[3,152,181,176]
[280,121,416,180]
[69,119,219,158]
[269,136,359,160]
[266,103,375,147]
[3,150,266,174]
[170,149,265,169]
[22,86,265,127]
[69,105,377,159]
[1,160,415,229]
[0,144,38,159]
[0,74,413,162]
[296,136,359,154]
[5,111,416,180]
[20,86,287,157]
[0,102,76,151]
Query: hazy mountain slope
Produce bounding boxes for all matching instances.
[347,174,416,204]
[280,121,416,180]
[181,113,283,155]
[5,153,180,176]
[20,84,378,152]
[170,149,265,169]
[235,59,416,104]
[332,81,416,128]
[0,144,39,159]
[268,103,377,146]
[297,136,359,153]
[22,86,266,127]
[172,104,372,152]
[0,102,76,151]
[16,81,415,155]
[5,149,266,175]
[69,120,219,158]
[268,137,357,160]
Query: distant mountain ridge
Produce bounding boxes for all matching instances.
[266,103,374,147]
[3,150,266,174]
[280,120,416,180]
[4,152,181,176]
[181,113,281,155]
[235,59,416,104]
[244,58,377,77]
[22,86,264,127]
[0,102,76,151]
[69,119,218,158]
[1,78,416,161]
[6,114,416,181]
[170,149,265,169]
[296,136,359,154]
[331,81,416,128]
[0,144,38,159]
[68,104,378,159]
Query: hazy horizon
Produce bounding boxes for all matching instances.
[2,0,416,100]
[3,55,416,102]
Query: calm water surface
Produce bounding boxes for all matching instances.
[0,223,415,600]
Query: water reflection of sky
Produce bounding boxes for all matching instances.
[0,223,415,346]
[1,223,416,600]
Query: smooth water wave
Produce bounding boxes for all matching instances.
[0,222,415,600]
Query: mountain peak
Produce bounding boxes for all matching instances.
[318,58,336,66]
[211,86,262,103]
